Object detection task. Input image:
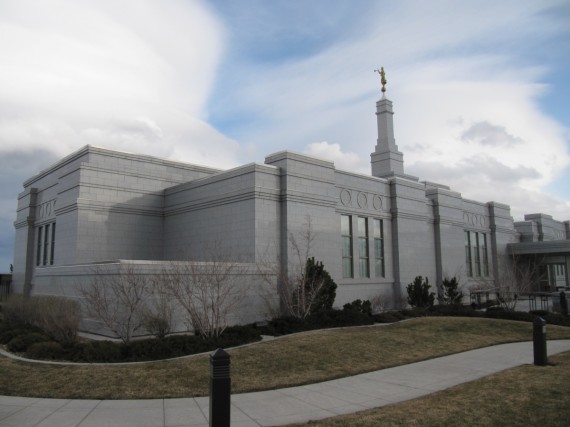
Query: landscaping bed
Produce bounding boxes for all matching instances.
[1,301,568,363]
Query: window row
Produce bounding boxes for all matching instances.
[341,215,384,279]
[36,223,56,266]
[464,231,489,277]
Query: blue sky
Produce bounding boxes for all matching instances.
[0,0,569,272]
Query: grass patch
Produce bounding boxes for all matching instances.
[288,351,570,427]
[0,317,569,399]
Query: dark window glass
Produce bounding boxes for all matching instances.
[36,226,43,266]
[50,223,56,265]
[43,224,50,266]
[373,219,384,277]
[341,215,353,278]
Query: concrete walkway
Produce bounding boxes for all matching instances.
[1,340,569,427]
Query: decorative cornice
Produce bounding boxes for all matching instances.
[13,217,35,229]
[165,187,282,216]
[390,210,430,222]
[55,199,163,218]
[265,150,335,169]
[24,145,222,188]
[166,163,279,196]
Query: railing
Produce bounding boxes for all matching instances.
[470,289,567,312]
[469,288,500,308]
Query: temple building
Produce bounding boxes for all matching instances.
[12,79,570,335]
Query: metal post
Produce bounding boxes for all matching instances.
[533,317,547,366]
[209,348,231,427]
[560,292,568,316]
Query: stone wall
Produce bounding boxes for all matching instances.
[30,260,276,338]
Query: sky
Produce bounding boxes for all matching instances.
[0,0,569,272]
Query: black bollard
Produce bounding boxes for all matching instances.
[560,292,568,317]
[533,317,547,366]
[210,348,231,427]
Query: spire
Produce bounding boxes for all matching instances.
[371,68,404,178]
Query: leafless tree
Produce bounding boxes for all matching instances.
[370,292,388,314]
[259,216,334,319]
[495,255,545,311]
[141,275,175,339]
[3,294,81,343]
[163,244,248,338]
[80,263,151,343]
[472,254,545,311]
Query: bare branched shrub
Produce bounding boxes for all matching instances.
[164,244,248,338]
[3,294,80,343]
[80,264,151,343]
[473,255,546,311]
[32,296,81,343]
[141,276,175,339]
[370,293,388,313]
[3,294,33,326]
[256,264,281,319]
[259,216,336,319]
[495,256,545,311]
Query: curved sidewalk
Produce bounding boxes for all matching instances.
[1,340,569,427]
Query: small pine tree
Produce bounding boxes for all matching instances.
[301,257,337,314]
[406,276,435,308]
[438,277,464,305]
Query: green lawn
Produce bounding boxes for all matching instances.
[0,317,569,400]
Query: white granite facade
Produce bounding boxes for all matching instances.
[12,94,570,336]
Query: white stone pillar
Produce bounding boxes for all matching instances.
[371,98,404,178]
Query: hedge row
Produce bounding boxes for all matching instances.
[0,322,262,363]
[376,304,570,327]
[2,302,567,363]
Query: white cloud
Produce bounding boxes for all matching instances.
[304,142,367,172]
[395,71,569,185]
[0,0,238,269]
[217,0,570,221]
[409,158,570,220]
[461,122,523,147]
[0,0,237,165]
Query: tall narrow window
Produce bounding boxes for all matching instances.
[465,231,472,277]
[50,223,56,265]
[358,217,369,278]
[43,224,50,266]
[341,215,353,278]
[481,233,488,276]
[373,219,384,277]
[36,226,43,266]
[473,232,481,277]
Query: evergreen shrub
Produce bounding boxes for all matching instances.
[373,311,408,323]
[0,325,44,344]
[261,316,305,336]
[541,312,570,327]
[343,299,372,316]
[75,341,124,363]
[428,304,479,317]
[26,341,65,360]
[307,308,374,328]
[7,332,50,353]
[299,257,337,316]
[406,276,435,308]
[438,277,464,305]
